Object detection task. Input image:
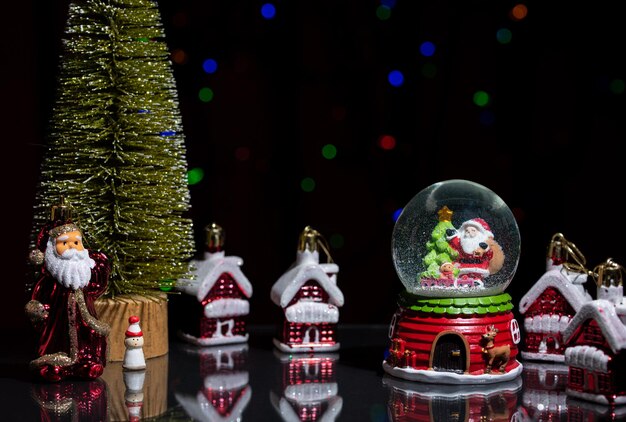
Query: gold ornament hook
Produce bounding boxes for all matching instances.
[297,226,334,263]
[549,233,588,274]
[592,258,624,288]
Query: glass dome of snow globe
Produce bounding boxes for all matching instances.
[392,179,520,298]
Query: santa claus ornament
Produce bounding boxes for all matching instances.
[383,179,523,384]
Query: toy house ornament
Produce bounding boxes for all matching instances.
[176,223,253,346]
[175,343,251,422]
[271,352,342,422]
[518,233,592,362]
[383,179,523,384]
[271,226,344,353]
[563,258,626,406]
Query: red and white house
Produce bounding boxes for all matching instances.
[178,250,253,346]
[271,249,344,353]
[563,298,626,405]
[175,343,251,422]
[518,266,591,362]
[271,352,342,422]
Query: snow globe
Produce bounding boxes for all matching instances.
[383,179,523,384]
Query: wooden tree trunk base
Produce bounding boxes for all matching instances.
[101,354,168,421]
[95,294,169,362]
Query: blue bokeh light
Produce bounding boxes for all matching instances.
[392,208,403,222]
[261,3,276,19]
[388,70,404,87]
[202,58,218,74]
[419,41,436,57]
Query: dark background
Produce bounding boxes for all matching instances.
[3,0,625,357]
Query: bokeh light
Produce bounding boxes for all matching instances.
[392,208,403,222]
[188,167,204,185]
[261,3,276,19]
[321,144,337,159]
[329,233,345,249]
[421,63,437,78]
[510,4,528,21]
[198,87,214,102]
[610,78,625,94]
[202,58,218,74]
[376,5,392,21]
[479,110,495,126]
[388,70,404,87]
[419,41,436,57]
[171,49,188,65]
[380,0,396,7]
[473,90,490,107]
[378,135,396,150]
[301,177,316,192]
[235,147,251,161]
[160,130,176,136]
[496,28,513,44]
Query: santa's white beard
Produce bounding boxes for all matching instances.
[45,240,96,290]
[460,231,488,254]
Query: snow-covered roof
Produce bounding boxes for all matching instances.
[178,251,253,301]
[563,299,626,354]
[175,385,251,422]
[271,250,343,308]
[518,268,591,314]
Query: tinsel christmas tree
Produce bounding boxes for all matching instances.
[31,0,195,297]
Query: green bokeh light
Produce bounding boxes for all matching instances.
[376,5,391,20]
[188,167,205,185]
[322,144,337,159]
[496,28,513,44]
[473,90,490,107]
[301,177,316,192]
[198,87,214,102]
[610,79,625,94]
[421,62,437,78]
[329,233,344,249]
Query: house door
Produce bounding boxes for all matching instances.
[432,333,467,374]
[304,326,320,344]
[431,397,466,422]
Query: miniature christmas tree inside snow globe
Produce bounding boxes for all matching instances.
[383,179,523,384]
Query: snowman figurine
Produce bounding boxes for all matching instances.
[123,316,146,371]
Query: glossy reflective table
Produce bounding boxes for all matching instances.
[2,325,626,421]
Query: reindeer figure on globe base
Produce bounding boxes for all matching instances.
[481,325,511,374]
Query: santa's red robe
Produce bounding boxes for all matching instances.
[28,251,110,377]
[449,236,493,278]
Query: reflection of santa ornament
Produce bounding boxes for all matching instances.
[123,316,146,370]
[271,226,344,353]
[383,179,522,384]
[176,223,253,346]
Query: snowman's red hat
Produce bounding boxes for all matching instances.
[126,316,143,337]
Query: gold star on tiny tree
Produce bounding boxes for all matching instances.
[437,206,453,222]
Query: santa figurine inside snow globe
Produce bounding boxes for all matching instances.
[383,179,523,384]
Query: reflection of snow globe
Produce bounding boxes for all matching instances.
[383,179,523,384]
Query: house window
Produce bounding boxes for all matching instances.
[570,367,584,388]
[583,321,605,346]
[597,373,612,393]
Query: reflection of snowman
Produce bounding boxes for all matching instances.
[123,316,146,371]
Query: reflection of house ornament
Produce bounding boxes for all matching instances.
[271,227,344,353]
[32,378,109,422]
[521,362,568,421]
[519,233,592,362]
[562,258,626,405]
[177,223,253,346]
[382,374,522,422]
[271,351,342,422]
[175,343,251,422]
[383,181,523,384]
